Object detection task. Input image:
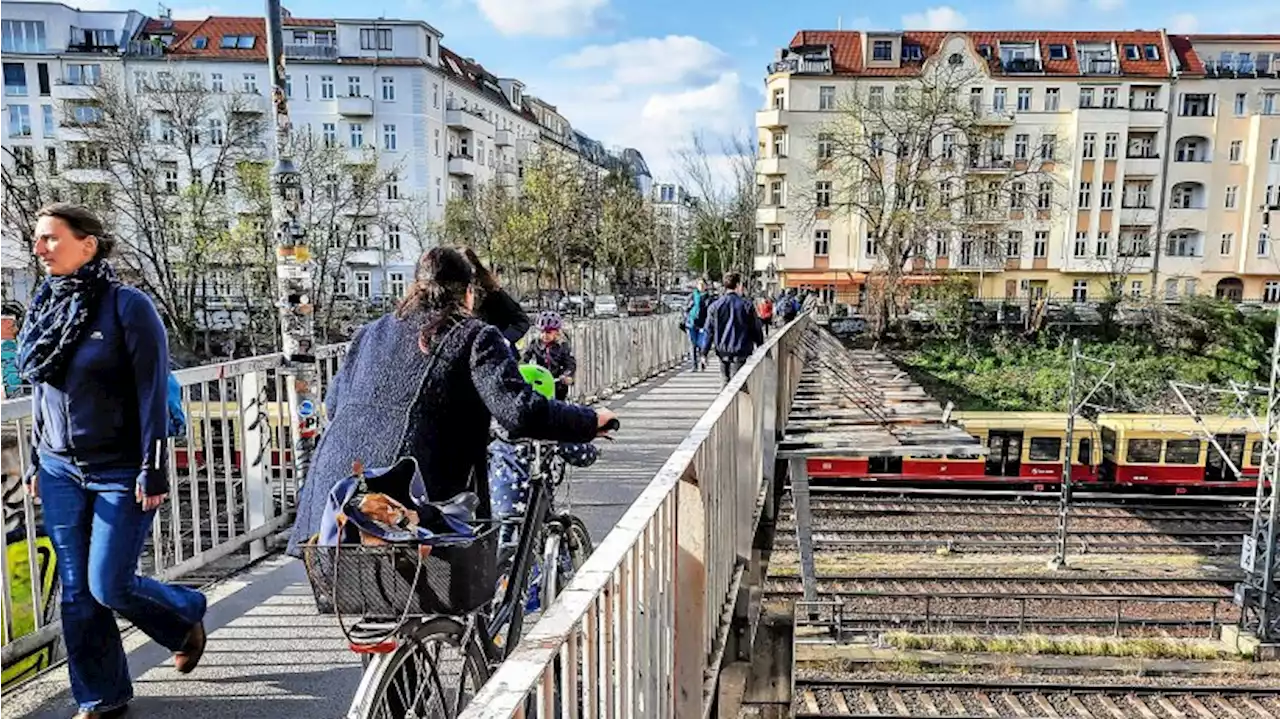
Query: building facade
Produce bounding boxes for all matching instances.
[1,1,649,311]
[754,29,1280,305]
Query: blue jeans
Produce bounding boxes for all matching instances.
[687,326,707,364]
[39,453,207,712]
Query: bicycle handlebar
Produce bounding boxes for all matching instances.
[601,418,621,433]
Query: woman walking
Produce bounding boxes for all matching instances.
[21,204,207,719]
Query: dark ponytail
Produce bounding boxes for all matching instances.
[397,247,474,350]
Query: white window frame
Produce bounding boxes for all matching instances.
[381,75,395,101]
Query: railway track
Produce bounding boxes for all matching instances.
[793,678,1280,718]
[773,528,1245,553]
[766,575,1233,599]
[791,500,1253,522]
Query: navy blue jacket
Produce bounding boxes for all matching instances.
[32,284,170,495]
[705,292,764,359]
[521,339,576,381]
[288,314,598,555]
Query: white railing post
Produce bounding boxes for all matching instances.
[239,369,270,560]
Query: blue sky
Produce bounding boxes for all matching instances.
[50,0,1280,178]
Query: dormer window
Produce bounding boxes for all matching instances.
[1124,44,1140,60]
[902,44,923,61]
[192,36,207,49]
[872,40,893,61]
[1048,44,1069,60]
[219,35,255,49]
[1144,44,1160,61]
[512,87,522,105]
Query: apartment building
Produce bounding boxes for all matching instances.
[754,29,1280,305]
[1,1,648,310]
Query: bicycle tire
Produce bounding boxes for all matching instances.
[542,514,594,605]
[346,616,489,719]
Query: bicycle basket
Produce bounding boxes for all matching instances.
[303,526,500,619]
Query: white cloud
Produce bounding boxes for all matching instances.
[1091,0,1124,10]
[556,36,730,87]
[473,0,609,37]
[1168,12,1200,33]
[1014,0,1068,17]
[902,6,968,31]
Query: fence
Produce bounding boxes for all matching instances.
[0,314,686,684]
[460,316,810,719]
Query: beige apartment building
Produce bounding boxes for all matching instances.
[754,30,1280,305]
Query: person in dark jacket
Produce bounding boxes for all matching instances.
[522,311,576,400]
[21,204,207,719]
[778,287,800,323]
[682,277,713,371]
[289,247,617,555]
[461,246,530,349]
[705,272,764,385]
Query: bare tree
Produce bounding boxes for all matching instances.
[676,132,758,279]
[2,145,76,302]
[596,167,650,291]
[792,61,1069,335]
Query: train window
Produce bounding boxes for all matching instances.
[1253,440,1265,464]
[1101,428,1116,459]
[1164,439,1201,465]
[1126,438,1162,463]
[1077,438,1092,464]
[1028,437,1062,462]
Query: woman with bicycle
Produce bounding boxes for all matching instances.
[288,247,616,555]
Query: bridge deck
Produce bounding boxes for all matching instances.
[7,364,724,719]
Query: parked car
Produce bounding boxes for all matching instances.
[593,294,620,317]
[626,296,656,316]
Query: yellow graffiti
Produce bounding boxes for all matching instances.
[1,536,60,687]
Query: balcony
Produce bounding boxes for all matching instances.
[284,44,338,60]
[1123,154,1161,177]
[337,96,374,117]
[448,153,477,177]
[51,81,98,101]
[1119,205,1157,225]
[344,248,382,266]
[974,107,1016,125]
[494,129,513,147]
[446,103,494,135]
[756,108,788,128]
[757,156,786,175]
[967,157,1013,173]
[768,56,833,75]
[1000,57,1044,74]
[756,206,785,225]
[230,92,268,114]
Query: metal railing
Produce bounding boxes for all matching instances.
[0,315,684,681]
[461,316,810,718]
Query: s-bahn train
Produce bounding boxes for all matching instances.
[807,412,1265,491]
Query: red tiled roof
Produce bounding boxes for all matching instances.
[1167,35,1205,75]
[142,15,332,60]
[788,30,1172,78]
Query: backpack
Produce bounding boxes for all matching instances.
[113,289,187,438]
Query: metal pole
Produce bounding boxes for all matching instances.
[1052,338,1079,569]
[1250,311,1280,641]
[1149,74,1177,300]
[266,0,320,488]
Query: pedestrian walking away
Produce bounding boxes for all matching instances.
[779,287,800,323]
[757,296,774,336]
[704,272,764,385]
[20,203,207,719]
[682,277,713,371]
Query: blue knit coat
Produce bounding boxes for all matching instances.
[287,313,598,555]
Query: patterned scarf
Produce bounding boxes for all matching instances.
[17,259,117,384]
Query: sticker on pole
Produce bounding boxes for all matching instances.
[1240,535,1256,571]
[298,399,317,418]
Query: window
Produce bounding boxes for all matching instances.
[1261,230,1272,257]
[993,87,1007,112]
[1006,231,1022,258]
[815,181,831,208]
[868,86,884,108]
[1180,93,1213,117]
[208,118,224,145]
[388,271,405,298]
[771,88,785,110]
[1125,439,1161,463]
[1125,181,1151,208]
[768,180,783,206]
[354,271,372,300]
[360,27,393,51]
[1040,134,1056,160]
[219,34,256,49]
[7,104,31,137]
[771,131,786,157]
[969,87,983,113]
[1171,184,1197,209]
[1012,134,1028,162]
[1017,87,1031,112]
[320,75,334,99]
[1074,232,1089,257]
[65,63,101,86]
[4,63,28,96]
[1166,230,1200,257]
[1219,232,1234,256]
[1272,138,1280,162]
[1266,93,1278,115]
[1080,87,1095,108]
[1028,437,1062,462]
[1175,138,1203,162]
[1037,182,1052,211]
[352,222,371,249]
[1225,186,1238,210]
[348,76,362,97]
[434,128,441,156]
[1144,44,1160,61]
[1126,280,1141,299]
[1078,181,1092,208]
[1082,133,1096,159]
[894,85,909,108]
[941,133,955,160]
[349,122,363,148]
[161,162,179,193]
[1049,44,1068,60]
[1009,181,1026,210]
[1266,281,1280,303]
[1228,140,1243,163]
[386,172,399,199]
[870,132,884,157]
[322,122,336,148]
[1044,87,1060,111]
[1100,181,1114,209]
[1072,280,1088,302]
[1124,44,1140,61]
[813,230,830,256]
[1034,231,1048,258]
[379,75,396,102]
[211,169,226,195]
[1102,87,1118,108]
[1104,132,1118,159]
[872,40,893,61]
[383,123,397,151]
[2,20,47,53]
[1162,439,1201,465]
[1136,87,1159,110]
[817,133,833,161]
[1236,93,1248,116]
[242,73,258,93]
[1096,231,1111,257]
[818,85,835,110]
[865,236,880,258]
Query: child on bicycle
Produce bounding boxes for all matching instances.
[521,311,575,401]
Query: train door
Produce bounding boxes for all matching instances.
[985,430,1023,477]
[1205,434,1246,483]
[868,455,904,475]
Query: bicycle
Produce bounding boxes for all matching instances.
[304,371,616,719]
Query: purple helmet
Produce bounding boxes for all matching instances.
[536,311,563,331]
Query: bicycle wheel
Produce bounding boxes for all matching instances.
[347,616,489,719]
[541,514,594,605]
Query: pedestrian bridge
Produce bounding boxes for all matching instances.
[2,314,812,718]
